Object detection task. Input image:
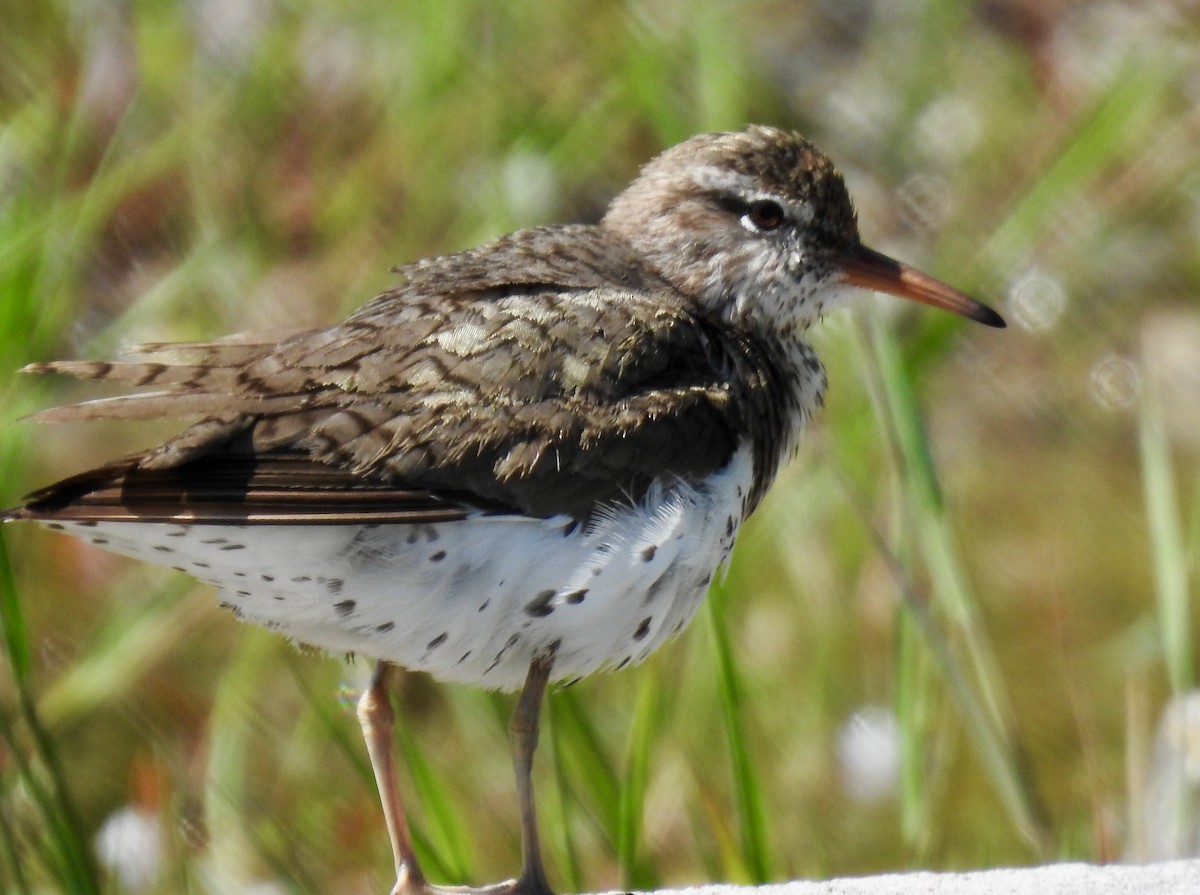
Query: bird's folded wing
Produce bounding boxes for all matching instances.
[17,272,793,521]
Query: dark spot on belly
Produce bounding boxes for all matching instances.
[485,633,521,674]
[644,561,678,604]
[615,657,631,670]
[376,621,395,633]
[404,525,441,545]
[261,574,274,582]
[566,589,588,604]
[429,550,446,562]
[343,527,395,564]
[634,617,652,641]
[321,577,345,595]
[91,538,109,545]
[220,543,246,551]
[46,523,65,531]
[525,590,556,617]
[641,545,657,562]
[154,545,174,553]
[427,632,447,650]
[193,561,210,569]
[478,599,490,612]
[458,651,471,664]
[334,599,356,617]
[292,575,311,583]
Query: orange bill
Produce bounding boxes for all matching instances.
[839,243,1005,328]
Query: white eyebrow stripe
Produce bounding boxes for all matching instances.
[690,165,813,226]
[691,165,759,195]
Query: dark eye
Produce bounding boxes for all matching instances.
[744,199,785,231]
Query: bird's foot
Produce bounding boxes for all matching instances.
[390,874,555,895]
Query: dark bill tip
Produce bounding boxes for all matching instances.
[839,243,1005,329]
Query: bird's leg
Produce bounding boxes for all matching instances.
[510,656,555,895]
[358,660,427,895]
[357,657,555,895]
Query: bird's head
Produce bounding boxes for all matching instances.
[603,126,1003,334]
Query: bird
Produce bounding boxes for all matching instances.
[4,125,1003,895]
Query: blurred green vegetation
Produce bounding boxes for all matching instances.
[2,1,1198,892]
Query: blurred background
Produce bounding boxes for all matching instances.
[2,1,1198,892]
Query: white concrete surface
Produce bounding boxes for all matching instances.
[632,860,1200,895]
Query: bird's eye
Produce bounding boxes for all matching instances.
[744,199,785,232]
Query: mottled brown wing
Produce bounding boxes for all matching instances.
[15,225,794,521]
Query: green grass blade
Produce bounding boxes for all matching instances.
[546,686,621,839]
[393,693,476,882]
[0,534,100,894]
[38,578,207,725]
[617,662,662,889]
[980,59,1174,276]
[859,314,1050,855]
[543,694,585,895]
[705,583,773,883]
[0,775,34,894]
[0,530,32,689]
[1137,375,1192,695]
[894,602,927,849]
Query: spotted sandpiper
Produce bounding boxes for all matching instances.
[5,126,1003,895]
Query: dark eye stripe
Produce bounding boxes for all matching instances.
[712,194,750,216]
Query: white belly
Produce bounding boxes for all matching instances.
[57,446,754,690]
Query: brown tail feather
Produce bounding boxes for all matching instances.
[24,392,309,423]
[122,327,312,363]
[21,360,241,389]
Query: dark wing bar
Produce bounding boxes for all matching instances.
[6,453,492,526]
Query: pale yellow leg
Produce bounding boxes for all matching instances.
[358,661,426,895]
[357,657,558,895]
